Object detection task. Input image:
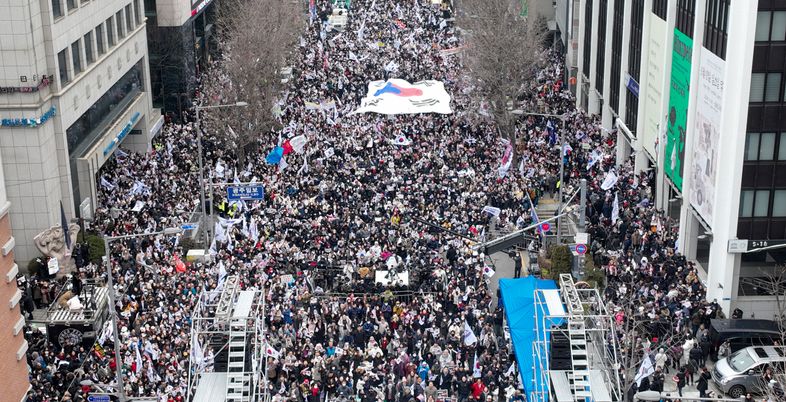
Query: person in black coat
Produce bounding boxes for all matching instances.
[697,367,711,398]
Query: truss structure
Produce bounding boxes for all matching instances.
[531,274,622,402]
[187,276,266,402]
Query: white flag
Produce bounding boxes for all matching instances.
[482,205,501,217]
[278,156,288,172]
[635,354,656,386]
[463,321,478,346]
[611,193,620,224]
[135,343,144,374]
[600,170,618,190]
[192,335,205,370]
[473,352,482,378]
[290,135,308,154]
[350,79,453,115]
[482,265,495,278]
[392,134,412,146]
[265,344,281,360]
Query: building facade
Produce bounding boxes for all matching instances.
[560,0,786,319]
[144,0,218,116]
[0,152,30,400]
[0,0,161,261]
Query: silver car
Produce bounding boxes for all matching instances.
[712,346,786,398]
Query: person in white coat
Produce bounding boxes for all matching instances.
[655,348,668,374]
[682,338,696,366]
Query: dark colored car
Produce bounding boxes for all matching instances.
[709,319,783,360]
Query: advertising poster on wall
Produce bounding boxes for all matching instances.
[642,15,668,160]
[664,28,693,191]
[689,48,725,228]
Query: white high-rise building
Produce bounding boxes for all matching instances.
[559,0,786,319]
[0,0,162,261]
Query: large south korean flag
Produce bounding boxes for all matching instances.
[350,79,452,115]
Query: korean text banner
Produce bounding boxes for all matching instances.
[642,14,668,161]
[689,48,724,228]
[664,28,693,191]
[350,79,453,115]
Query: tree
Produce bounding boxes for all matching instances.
[456,0,547,153]
[754,266,786,324]
[201,0,302,165]
[603,268,691,396]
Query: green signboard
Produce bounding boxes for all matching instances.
[664,28,692,191]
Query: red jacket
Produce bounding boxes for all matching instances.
[471,381,485,399]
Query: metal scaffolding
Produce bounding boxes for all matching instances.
[531,274,622,402]
[187,276,265,402]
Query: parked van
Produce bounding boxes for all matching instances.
[712,346,786,398]
[709,319,782,359]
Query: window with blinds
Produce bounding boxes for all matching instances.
[583,0,593,77]
[703,0,729,59]
[596,0,607,92]
[749,73,782,103]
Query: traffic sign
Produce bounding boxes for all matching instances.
[575,244,588,255]
[88,395,111,402]
[539,222,550,232]
[227,185,265,201]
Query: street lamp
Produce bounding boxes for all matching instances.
[194,101,249,246]
[102,227,183,402]
[510,110,571,243]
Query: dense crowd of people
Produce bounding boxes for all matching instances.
[20,0,722,401]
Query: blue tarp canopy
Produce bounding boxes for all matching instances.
[499,277,564,401]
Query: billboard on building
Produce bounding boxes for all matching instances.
[664,28,693,191]
[689,47,724,228]
[641,15,668,160]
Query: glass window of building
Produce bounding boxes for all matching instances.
[126,5,133,30]
[773,190,786,217]
[740,190,754,217]
[756,11,772,41]
[765,73,782,102]
[134,0,141,25]
[754,190,770,217]
[84,32,94,65]
[96,24,105,55]
[66,61,143,156]
[772,11,786,41]
[760,133,777,160]
[58,49,69,85]
[106,17,115,47]
[779,133,786,160]
[71,41,82,75]
[52,0,64,18]
[746,133,760,161]
[116,11,125,39]
[750,73,765,102]
[66,0,76,11]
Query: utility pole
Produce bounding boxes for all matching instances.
[579,179,587,232]
[102,227,183,402]
[195,106,208,247]
[557,117,568,243]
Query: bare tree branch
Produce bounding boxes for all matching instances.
[201,0,304,165]
[456,0,548,149]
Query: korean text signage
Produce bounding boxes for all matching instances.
[689,47,725,228]
[0,75,51,94]
[664,28,693,191]
[103,112,140,156]
[227,185,265,201]
[0,106,56,128]
[642,15,668,160]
